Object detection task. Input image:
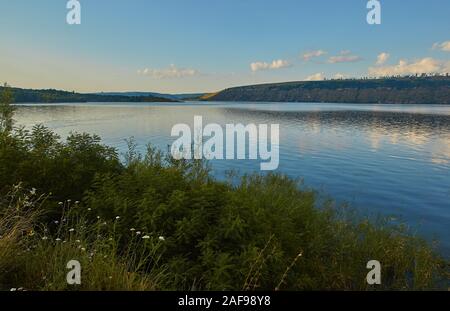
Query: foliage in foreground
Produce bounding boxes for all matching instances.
[0,124,448,291]
[0,186,160,291]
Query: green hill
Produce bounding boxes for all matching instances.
[203,76,450,104]
[0,86,177,103]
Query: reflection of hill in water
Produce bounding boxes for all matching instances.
[222,108,450,134]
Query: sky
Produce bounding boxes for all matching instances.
[0,0,449,93]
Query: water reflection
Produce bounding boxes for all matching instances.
[222,108,450,166]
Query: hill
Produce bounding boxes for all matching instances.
[0,87,177,103]
[202,76,450,104]
[95,92,205,101]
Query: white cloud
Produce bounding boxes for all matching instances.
[376,52,390,65]
[305,72,325,81]
[250,59,291,72]
[368,57,450,76]
[328,51,362,64]
[137,64,199,79]
[432,41,450,52]
[302,50,327,61]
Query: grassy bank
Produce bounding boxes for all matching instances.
[0,124,448,291]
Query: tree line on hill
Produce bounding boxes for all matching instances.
[203,76,450,104]
[0,85,177,103]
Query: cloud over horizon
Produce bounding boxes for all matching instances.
[250,59,291,72]
[137,64,200,79]
[302,50,327,61]
[368,57,450,76]
[432,41,450,52]
[376,52,390,65]
[328,50,362,64]
[304,72,325,81]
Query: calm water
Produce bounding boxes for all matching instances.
[14,102,450,255]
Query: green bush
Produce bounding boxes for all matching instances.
[0,125,121,202]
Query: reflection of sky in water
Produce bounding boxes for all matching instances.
[14,102,450,256]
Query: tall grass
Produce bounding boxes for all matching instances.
[0,185,41,279]
[0,186,163,291]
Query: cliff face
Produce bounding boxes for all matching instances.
[204,77,450,104]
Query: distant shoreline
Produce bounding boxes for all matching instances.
[3,76,450,105]
[0,86,178,104]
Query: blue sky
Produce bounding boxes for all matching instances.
[0,0,449,93]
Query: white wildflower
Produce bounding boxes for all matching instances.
[142,235,150,239]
